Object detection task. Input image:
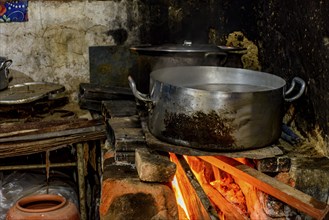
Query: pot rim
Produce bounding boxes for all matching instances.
[150,66,287,94]
[130,42,245,54]
[16,194,66,213]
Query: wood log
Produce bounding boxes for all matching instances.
[199,156,329,219]
[202,184,249,220]
[185,157,248,219]
[170,153,218,220]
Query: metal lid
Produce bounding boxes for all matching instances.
[130,41,245,54]
[0,82,65,104]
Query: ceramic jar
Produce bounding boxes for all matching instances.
[6,194,80,220]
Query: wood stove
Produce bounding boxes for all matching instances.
[93,90,329,220]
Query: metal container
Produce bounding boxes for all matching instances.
[128,66,305,151]
[0,58,13,90]
[131,41,245,68]
[130,41,245,93]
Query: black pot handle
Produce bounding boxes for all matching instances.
[284,77,306,102]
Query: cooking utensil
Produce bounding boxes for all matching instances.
[130,41,246,94]
[130,41,245,66]
[128,66,305,151]
[0,81,65,104]
[130,41,245,54]
[0,59,13,90]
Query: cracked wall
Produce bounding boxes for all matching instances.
[0,0,141,100]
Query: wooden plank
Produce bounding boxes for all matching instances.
[79,97,101,112]
[115,141,146,152]
[108,115,140,129]
[0,129,39,138]
[0,131,106,158]
[0,119,101,138]
[101,100,137,118]
[199,156,329,219]
[114,128,144,141]
[0,125,105,143]
[79,83,133,101]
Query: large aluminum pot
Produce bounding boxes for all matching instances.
[128,66,305,151]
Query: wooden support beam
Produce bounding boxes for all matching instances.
[199,156,329,220]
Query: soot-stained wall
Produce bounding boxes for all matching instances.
[255,1,329,139]
[137,0,329,141]
[1,0,328,141]
[138,0,257,45]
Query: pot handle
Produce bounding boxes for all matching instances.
[0,60,12,78]
[128,75,152,102]
[284,77,306,102]
[204,52,228,66]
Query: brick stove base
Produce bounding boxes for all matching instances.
[98,98,329,219]
[99,157,178,220]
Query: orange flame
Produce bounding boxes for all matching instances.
[171,172,190,219]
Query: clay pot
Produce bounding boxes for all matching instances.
[6,194,80,220]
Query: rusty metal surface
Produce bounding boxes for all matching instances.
[162,110,235,150]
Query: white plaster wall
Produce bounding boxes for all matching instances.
[0,0,140,100]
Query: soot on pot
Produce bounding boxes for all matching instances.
[162,110,235,150]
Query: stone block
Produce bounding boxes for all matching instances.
[292,157,329,204]
[135,148,176,183]
[100,162,178,220]
[255,157,291,173]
